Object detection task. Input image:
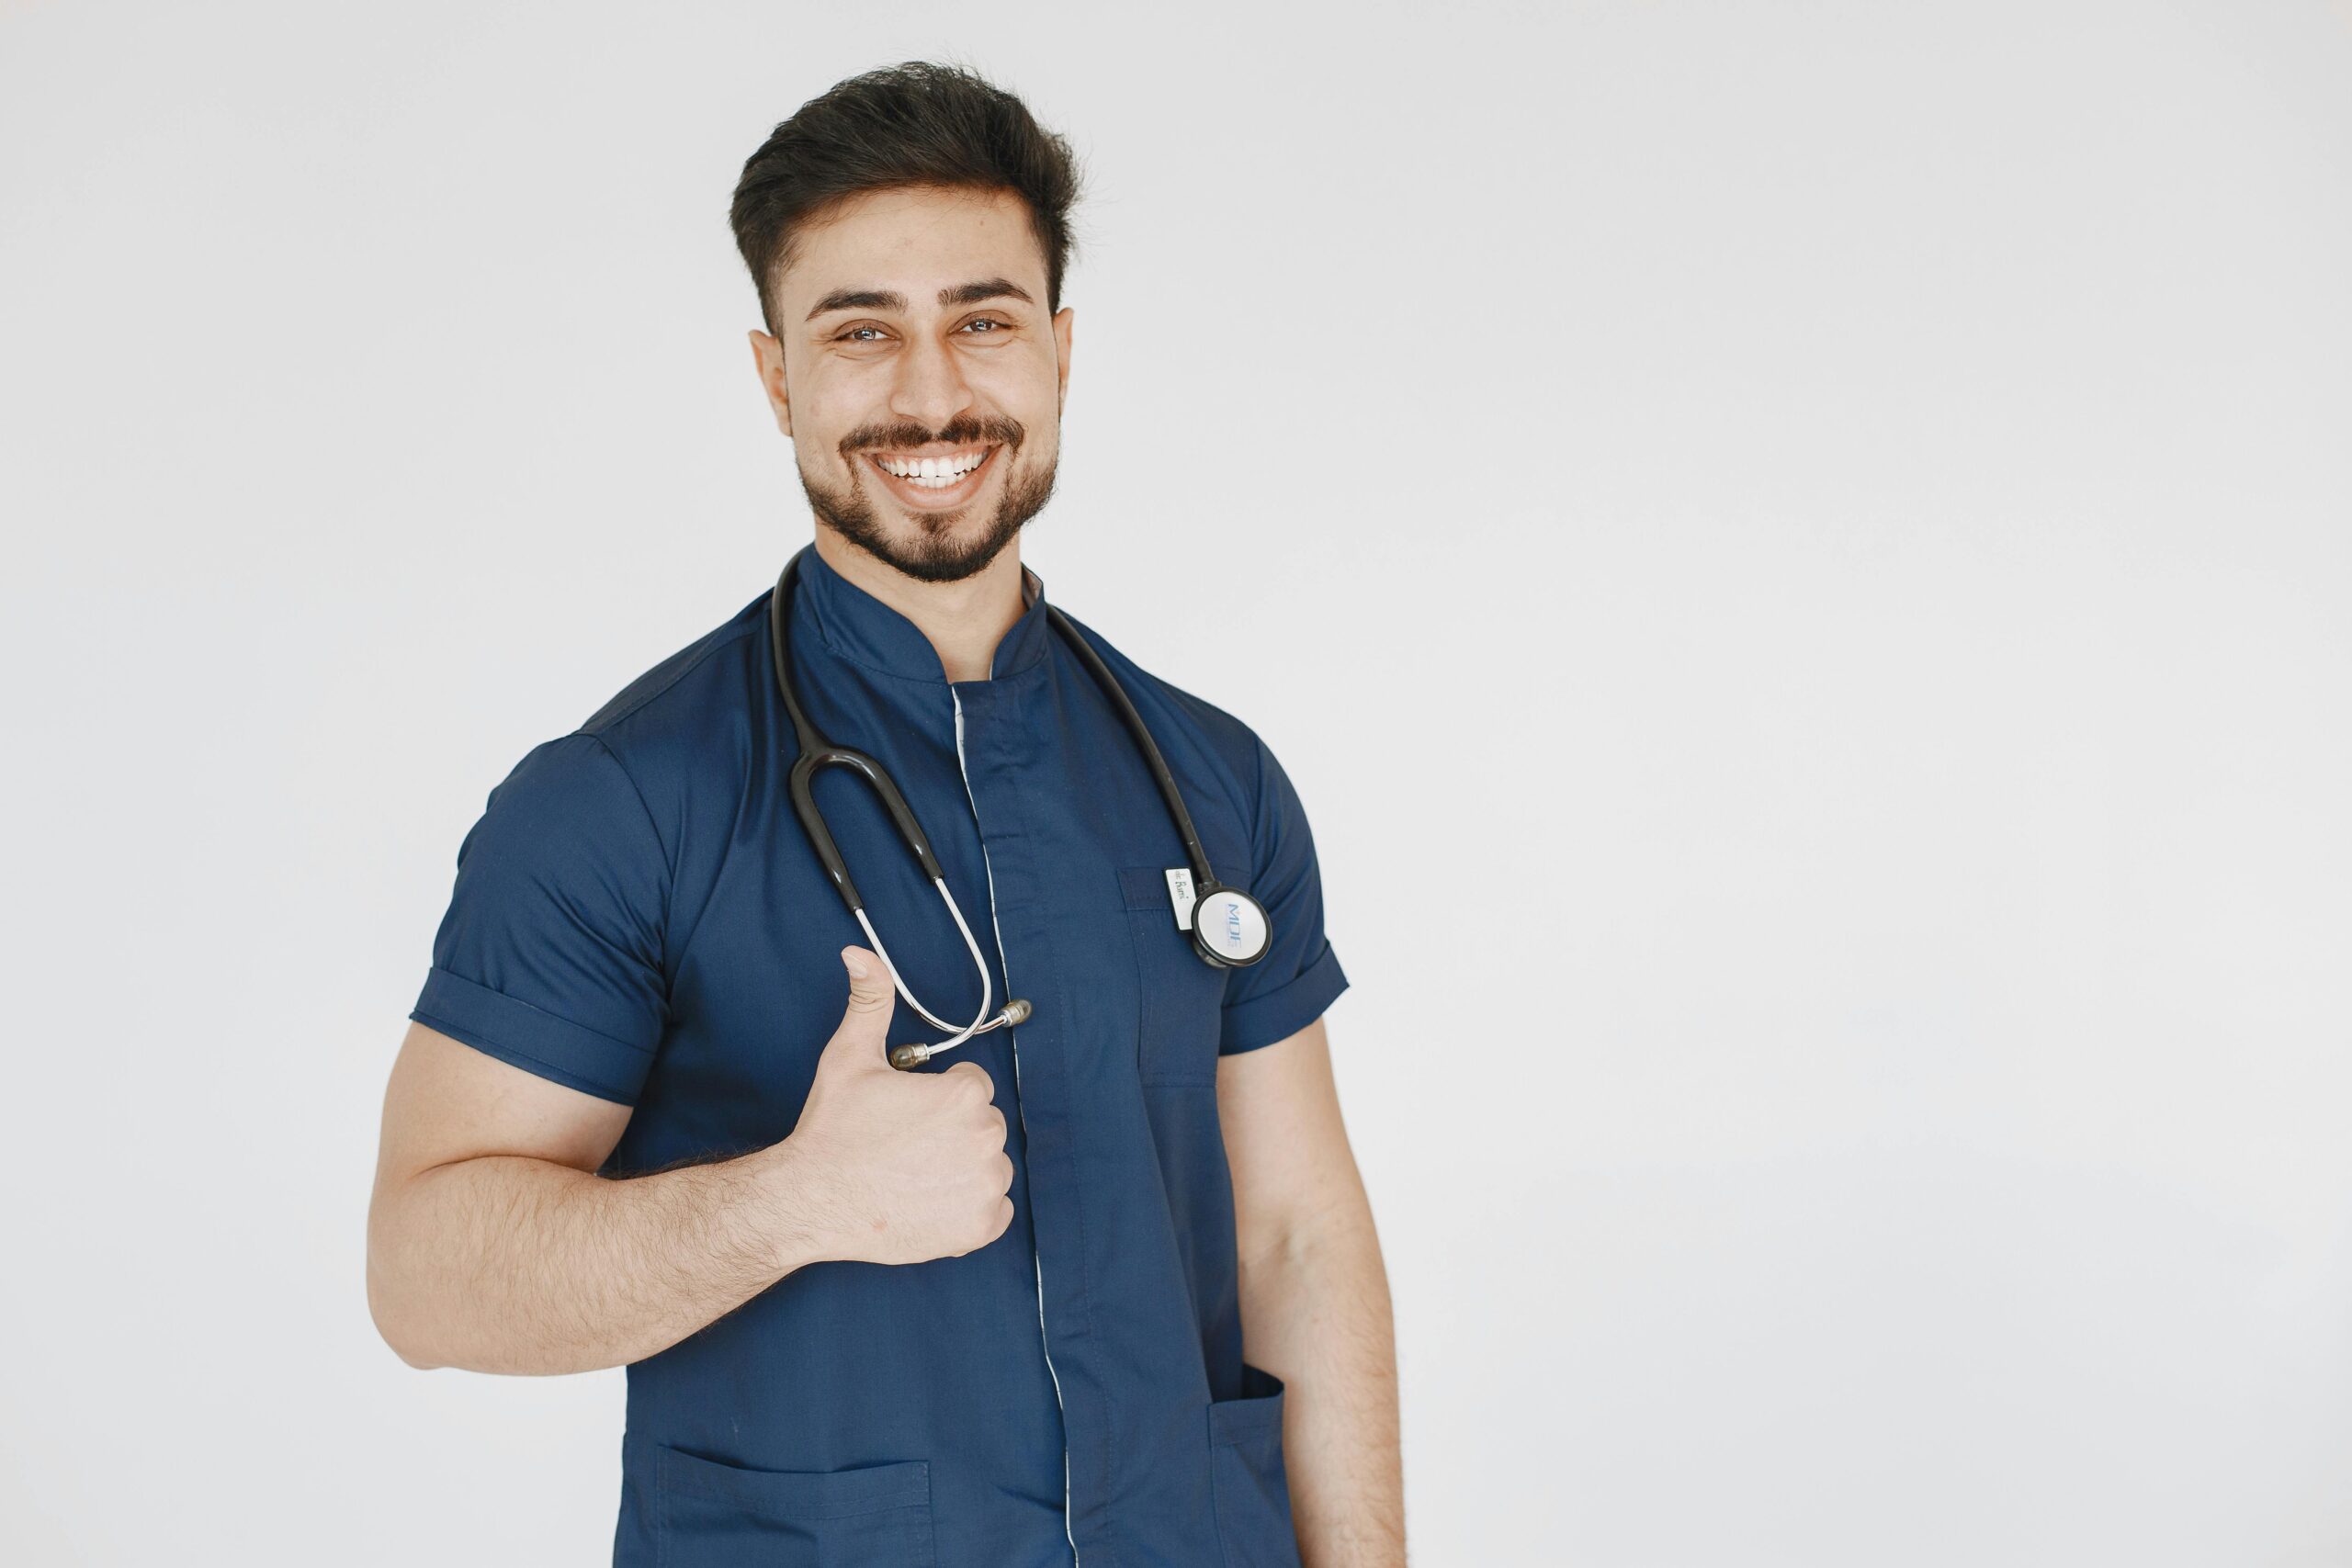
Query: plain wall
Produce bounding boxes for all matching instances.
[4,1,2349,1562]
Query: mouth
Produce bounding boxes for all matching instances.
[860,443,1001,512]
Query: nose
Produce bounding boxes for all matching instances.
[887,325,977,432]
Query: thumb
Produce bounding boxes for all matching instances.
[828,946,895,1057]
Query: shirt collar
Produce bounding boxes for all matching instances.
[794,539,1053,683]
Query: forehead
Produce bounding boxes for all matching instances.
[779,185,1046,316]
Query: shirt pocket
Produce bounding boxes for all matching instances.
[1208,1361,1304,1567]
[1118,863,1244,1087]
[654,1445,934,1566]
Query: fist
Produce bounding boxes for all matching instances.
[784,946,1017,1266]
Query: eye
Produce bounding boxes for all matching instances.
[831,318,1010,344]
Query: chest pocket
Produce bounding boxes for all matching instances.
[1119,863,1244,1087]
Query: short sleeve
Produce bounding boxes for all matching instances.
[409,731,672,1104]
[1219,733,1349,1055]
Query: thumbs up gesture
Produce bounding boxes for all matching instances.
[781,947,1017,1266]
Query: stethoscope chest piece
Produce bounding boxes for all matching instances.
[1189,885,1272,968]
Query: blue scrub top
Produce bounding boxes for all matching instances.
[411,540,1350,1566]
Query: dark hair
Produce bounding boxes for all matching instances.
[729,60,1087,340]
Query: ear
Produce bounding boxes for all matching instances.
[750,329,793,438]
[1052,305,1075,416]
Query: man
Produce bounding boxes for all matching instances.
[368,60,1404,1567]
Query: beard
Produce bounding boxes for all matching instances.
[798,412,1059,584]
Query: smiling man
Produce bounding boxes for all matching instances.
[368,61,1403,1567]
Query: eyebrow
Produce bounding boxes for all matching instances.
[805,276,1035,322]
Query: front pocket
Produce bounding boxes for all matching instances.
[1207,1362,1302,1568]
[1119,863,1247,1085]
[655,1445,934,1566]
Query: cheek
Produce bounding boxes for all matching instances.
[969,342,1060,403]
[790,428,861,486]
[1003,388,1066,450]
[792,360,881,425]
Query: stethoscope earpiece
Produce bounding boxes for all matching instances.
[888,998,1035,1070]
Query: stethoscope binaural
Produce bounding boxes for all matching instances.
[769,546,1272,1070]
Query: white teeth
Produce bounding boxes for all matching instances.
[876,449,987,481]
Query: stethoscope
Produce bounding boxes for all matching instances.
[769,546,1272,1070]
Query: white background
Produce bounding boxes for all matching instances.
[5,2,2349,1562]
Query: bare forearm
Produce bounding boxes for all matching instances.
[1238,1205,1406,1567]
[368,1140,829,1376]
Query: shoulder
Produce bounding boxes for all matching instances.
[578,588,770,746]
[468,587,771,869]
[1048,607,1276,825]
[498,589,771,859]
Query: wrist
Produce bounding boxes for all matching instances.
[757,1134,841,1274]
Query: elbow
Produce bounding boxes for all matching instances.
[366,1235,447,1371]
[382,1326,445,1372]
[386,1337,443,1372]
[1241,1189,1378,1278]
[368,1278,442,1371]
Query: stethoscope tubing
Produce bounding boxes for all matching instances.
[767,545,1265,1065]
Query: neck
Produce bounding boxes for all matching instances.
[811,529,1027,682]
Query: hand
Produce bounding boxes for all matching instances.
[779,946,1017,1266]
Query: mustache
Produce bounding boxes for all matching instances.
[842,415,1023,455]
